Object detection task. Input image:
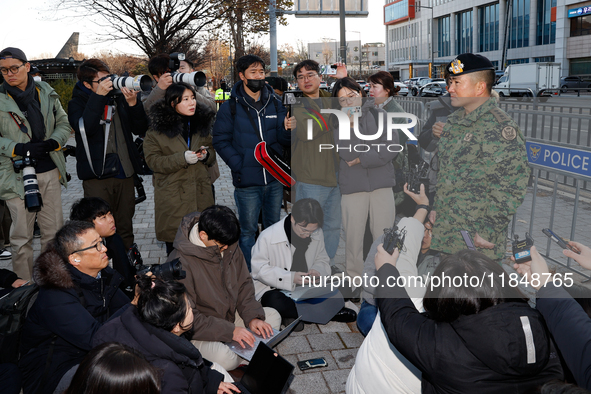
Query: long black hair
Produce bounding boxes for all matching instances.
[64,342,160,394]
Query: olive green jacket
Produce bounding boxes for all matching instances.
[291,89,339,187]
[0,81,70,200]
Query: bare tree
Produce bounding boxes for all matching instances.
[53,0,227,58]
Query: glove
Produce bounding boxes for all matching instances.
[184,150,199,164]
[14,139,59,158]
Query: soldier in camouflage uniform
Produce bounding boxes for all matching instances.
[430,53,530,262]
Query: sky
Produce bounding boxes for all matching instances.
[0,0,386,59]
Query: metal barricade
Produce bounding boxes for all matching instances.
[396,98,426,122]
[509,140,591,279]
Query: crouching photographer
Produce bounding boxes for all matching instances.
[0,47,71,281]
[68,59,149,250]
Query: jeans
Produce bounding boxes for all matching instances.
[357,301,378,337]
[295,181,341,260]
[234,181,283,270]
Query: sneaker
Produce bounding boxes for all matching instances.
[0,248,11,260]
[34,227,41,238]
[331,265,344,276]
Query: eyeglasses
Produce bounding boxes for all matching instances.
[296,73,319,81]
[0,63,25,75]
[71,239,105,254]
[338,91,360,105]
[297,223,319,235]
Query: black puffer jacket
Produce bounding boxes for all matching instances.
[376,264,563,394]
[19,248,129,394]
[93,306,224,394]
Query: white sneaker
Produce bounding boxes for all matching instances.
[0,248,11,260]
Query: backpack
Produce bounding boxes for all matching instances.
[0,283,39,363]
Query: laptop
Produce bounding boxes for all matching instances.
[232,342,295,394]
[225,316,302,361]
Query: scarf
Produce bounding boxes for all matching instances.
[284,214,311,273]
[3,75,46,142]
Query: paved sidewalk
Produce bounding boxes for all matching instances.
[2,135,590,393]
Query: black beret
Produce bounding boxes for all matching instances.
[447,53,494,76]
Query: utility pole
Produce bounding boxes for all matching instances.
[410,3,434,78]
[340,0,347,64]
[269,0,278,77]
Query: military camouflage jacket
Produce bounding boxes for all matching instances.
[431,97,530,261]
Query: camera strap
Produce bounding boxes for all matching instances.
[78,105,115,177]
[9,112,29,136]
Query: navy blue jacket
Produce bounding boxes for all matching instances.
[19,249,129,394]
[537,284,591,389]
[212,82,289,188]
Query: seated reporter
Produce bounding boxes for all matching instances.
[19,221,130,394]
[251,198,356,330]
[93,276,238,394]
[374,243,563,393]
[171,205,281,371]
[70,197,137,298]
[515,243,591,390]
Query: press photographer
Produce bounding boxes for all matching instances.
[0,47,70,281]
[144,53,215,113]
[68,58,149,249]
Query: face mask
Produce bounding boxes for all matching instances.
[33,76,42,82]
[246,79,266,93]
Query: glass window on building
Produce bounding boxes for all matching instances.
[385,0,409,24]
[509,0,530,48]
[438,16,451,57]
[456,10,473,54]
[507,58,530,65]
[570,57,591,75]
[479,3,499,52]
[537,0,556,45]
[571,14,591,37]
[534,56,555,62]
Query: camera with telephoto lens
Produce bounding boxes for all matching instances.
[13,152,43,212]
[136,258,186,281]
[512,233,534,264]
[98,74,153,96]
[383,225,406,255]
[169,52,207,87]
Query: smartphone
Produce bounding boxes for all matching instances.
[460,230,476,251]
[297,357,328,371]
[320,64,338,75]
[542,228,581,254]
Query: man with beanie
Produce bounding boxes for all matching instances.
[430,53,530,263]
[68,58,148,249]
[0,47,70,280]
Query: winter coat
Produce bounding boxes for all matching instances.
[212,82,289,188]
[375,264,563,394]
[144,99,216,242]
[172,211,266,342]
[0,81,70,200]
[334,99,398,195]
[19,248,129,394]
[93,306,224,394]
[251,217,330,300]
[291,89,339,187]
[536,283,591,390]
[67,82,148,180]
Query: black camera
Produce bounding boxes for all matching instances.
[512,233,534,264]
[169,52,206,87]
[405,144,430,195]
[13,154,43,212]
[383,225,406,255]
[136,258,186,281]
[127,243,143,267]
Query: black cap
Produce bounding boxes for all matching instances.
[0,47,28,62]
[447,53,494,76]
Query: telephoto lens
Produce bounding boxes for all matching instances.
[111,75,153,92]
[171,71,207,87]
[22,166,43,212]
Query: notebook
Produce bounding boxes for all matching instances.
[225,316,302,361]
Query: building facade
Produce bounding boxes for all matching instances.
[384,0,591,80]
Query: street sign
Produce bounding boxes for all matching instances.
[526,140,591,181]
[294,0,368,17]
